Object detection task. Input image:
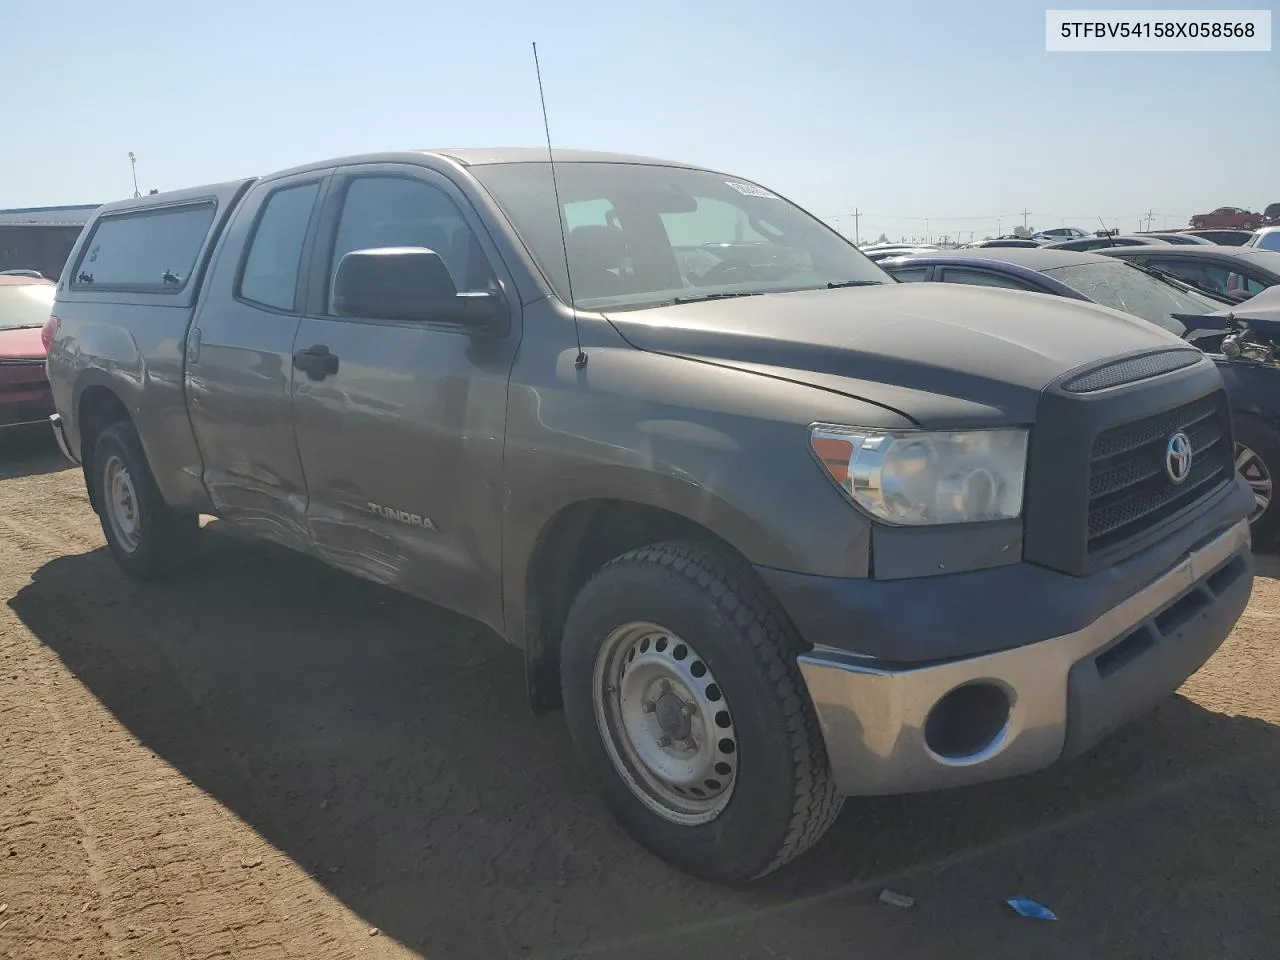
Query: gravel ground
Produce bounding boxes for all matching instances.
[2,431,1278,960]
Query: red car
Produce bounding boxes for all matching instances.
[1190,206,1267,231]
[0,274,57,434]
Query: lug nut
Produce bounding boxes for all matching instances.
[657,735,672,747]
[642,700,656,714]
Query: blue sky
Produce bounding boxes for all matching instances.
[4,0,1275,241]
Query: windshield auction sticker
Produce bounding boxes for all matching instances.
[1046,9,1271,51]
[724,181,778,199]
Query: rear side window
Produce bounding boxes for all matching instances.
[73,202,215,291]
[238,183,320,311]
[889,266,930,282]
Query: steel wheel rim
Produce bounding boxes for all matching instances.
[103,454,141,553]
[593,622,738,825]
[1235,443,1272,520]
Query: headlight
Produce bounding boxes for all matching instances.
[809,425,1028,525]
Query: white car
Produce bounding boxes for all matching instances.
[862,245,941,262]
[1031,227,1090,243]
[1247,226,1280,253]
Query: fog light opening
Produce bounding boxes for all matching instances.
[924,682,1011,760]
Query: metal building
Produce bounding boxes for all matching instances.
[0,204,100,280]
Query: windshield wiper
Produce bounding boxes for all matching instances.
[670,281,883,305]
[1124,260,1234,304]
[671,291,765,304]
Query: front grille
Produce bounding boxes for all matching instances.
[1086,393,1231,553]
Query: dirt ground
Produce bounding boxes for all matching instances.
[1,431,1278,960]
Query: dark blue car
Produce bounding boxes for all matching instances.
[882,248,1280,540]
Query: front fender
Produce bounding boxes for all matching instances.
[499,327,914,649]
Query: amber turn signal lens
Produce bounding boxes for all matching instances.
[810,436,852,485]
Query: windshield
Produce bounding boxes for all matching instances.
[471,162,888,309]
[0,282,55,330]
[1043,260,1221,336]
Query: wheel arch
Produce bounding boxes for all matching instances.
[521,497,759,714]
[76,382,134,512]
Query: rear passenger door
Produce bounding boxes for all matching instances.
[186,171,330,551]
[289,164,518,628]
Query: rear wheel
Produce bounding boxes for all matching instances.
[561,541,842,883]
[92,421,200,580]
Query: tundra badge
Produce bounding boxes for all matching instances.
[367,502,437,530]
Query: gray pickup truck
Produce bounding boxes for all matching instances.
[46,148,1254,883]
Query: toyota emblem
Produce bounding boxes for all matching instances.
[1165,431,1193,484]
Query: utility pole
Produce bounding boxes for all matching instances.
[852,207,861,246]
[1022,208,1031,232]
[1144,209,1154,231]
[128,152,141,198]
[924,218,930,243]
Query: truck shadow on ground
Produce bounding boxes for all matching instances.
[9,530,1280,960]
[0,430,70,480]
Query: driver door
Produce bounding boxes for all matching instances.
[289,164,519,627]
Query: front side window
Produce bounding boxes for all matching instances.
[325,176,495,312]
[1236,251,1280,292]
[1046,260,1221,335]
[1145,257,1250,298]
[938,267,1032,291]
[471,161,887,310]
[73,203,215,290]
[238,182,319,311]
[1250,232,1280,252]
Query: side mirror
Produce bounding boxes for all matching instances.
[332,247,508,335]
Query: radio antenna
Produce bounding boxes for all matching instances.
[1098,215,1116,247]
[532,41,586,369]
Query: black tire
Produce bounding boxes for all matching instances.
[561,541,842,883]
[92,421,200,580]
[1233,416,1280,546]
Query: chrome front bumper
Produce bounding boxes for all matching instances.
[798,518,1253,797]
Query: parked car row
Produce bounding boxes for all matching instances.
[881,245,1280,539]
[863,228,1264,258]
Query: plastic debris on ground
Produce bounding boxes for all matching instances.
[878,889,915,908]
[1006,897,1058,920]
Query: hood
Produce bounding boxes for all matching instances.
[1217,285,1280,321]
[603,283,1190,426]
[0,326,46,360]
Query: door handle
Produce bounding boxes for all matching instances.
[293,344,340,381]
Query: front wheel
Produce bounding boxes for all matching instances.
[1234,417,1280,545]
[92,421,200,580]
[561,541,842,883]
